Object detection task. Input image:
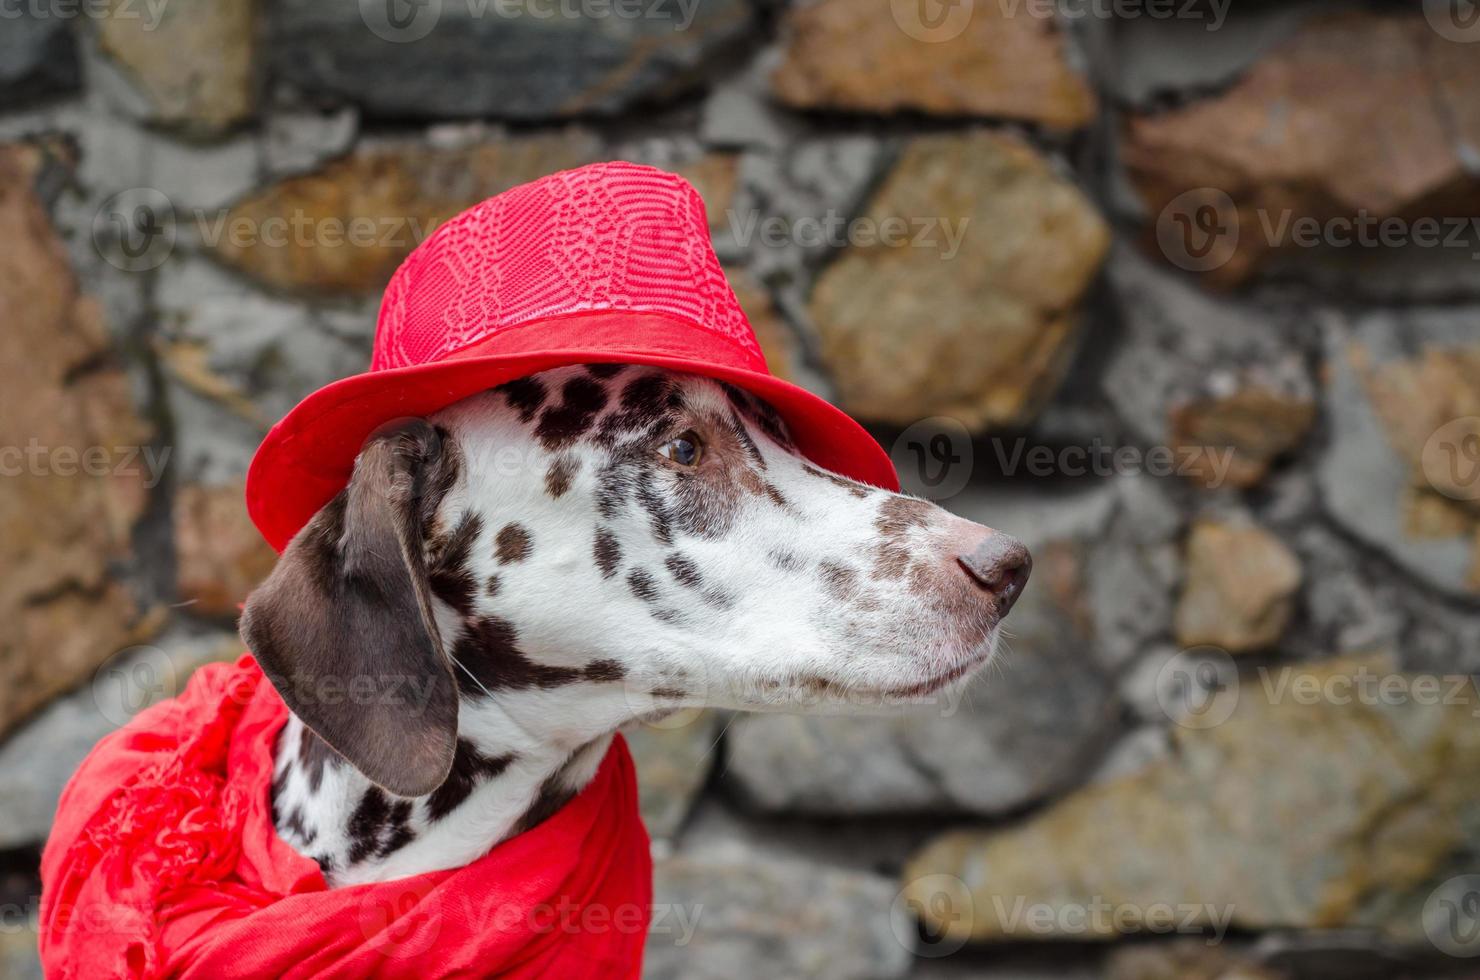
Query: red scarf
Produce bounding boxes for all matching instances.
[40,655,652,979]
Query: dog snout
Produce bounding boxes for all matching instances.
[956,533,1032,617]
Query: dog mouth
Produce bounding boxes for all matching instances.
[882,631,1001,699]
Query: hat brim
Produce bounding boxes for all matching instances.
[247,310,900,552]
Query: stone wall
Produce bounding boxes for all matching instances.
[3,1,1480,977]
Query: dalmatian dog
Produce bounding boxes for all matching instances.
[242,365,1031,886]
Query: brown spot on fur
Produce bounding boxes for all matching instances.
[536,376,608,449]
[770,549,805,573]
[426,739,516,821]
[347,788,417,864]
[819,561,859,601]
[583,658,625,683]
[428,512,484,615]
[545,454,578,498]
[453,616,624,695]
[627,568,659,603]
[495,523,532,564]
[872,542,911,580]
[665,553,701,588]
[805,463,869,499]
[299,725,341,794]
[498,377,547,424]
[875,495,933,536]
[512,773,577,836]
[594,528,621,578]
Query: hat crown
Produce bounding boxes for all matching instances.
[372,162,758,372]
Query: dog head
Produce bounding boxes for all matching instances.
[242,366,1029,796]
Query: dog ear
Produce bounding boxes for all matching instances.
[241,419,461,798]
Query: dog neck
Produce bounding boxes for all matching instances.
[270,709,613,886]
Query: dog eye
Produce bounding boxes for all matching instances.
[658,431,704,467]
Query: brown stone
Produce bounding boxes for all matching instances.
[903,656,1480,944]
[1125,13,1480,287]
[771,0,1095,129]
[1175,519,1301,652]
[811,132,1109,430]
[175,481,277,618]
[1170,387,1316,488]
[728,269,800,385]
[98,0,256,135]
[210,131,603,295]
[0,143,154,736]
[673,154,739,234]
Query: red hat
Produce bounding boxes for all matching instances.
[247,162,899,552]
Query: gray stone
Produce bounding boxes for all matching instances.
[730,137,894,281]
[264,107,361,177]
[270,0,755,120]
[904,655,1480,945]
[622,710,723,843]
[725,484,1123,816]
[1316,309,1480,598]
[0,630,239,850]
[645,835,910,980]
[154,256,375,482]
[1108,2,1335,105]
[1104,247,1316,488]
[699,51,792,150]
[0,10,80,107]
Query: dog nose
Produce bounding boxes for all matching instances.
[957,534,1032,617]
